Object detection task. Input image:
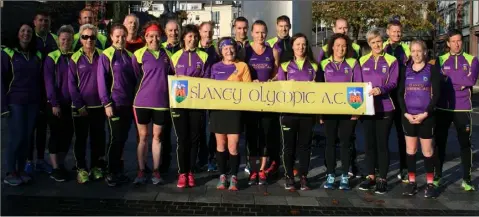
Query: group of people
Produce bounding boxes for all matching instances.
[1,7,477,198]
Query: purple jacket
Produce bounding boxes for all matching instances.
[245,45,275,82]
[36,32,58,58]
[170,49,211,78]
[44,50,73,107]
[1,47,43,113]
[132,47,172,110]
[319,57,362,83]
[68,48,103,109]
[436,52,479,111]
[359,53,399,112]
[97,47,138,107]
[383,40,410,67]
[276,59,318,82]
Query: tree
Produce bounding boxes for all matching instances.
[312,0,442,41]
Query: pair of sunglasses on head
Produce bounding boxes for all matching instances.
[81,35,97,40]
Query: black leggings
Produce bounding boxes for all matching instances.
[245,112,280,173]
[362,112,394,179]
[73,107,106,169]
[106,106,133,174]
[392,96,407,171]
[280,113,314,178]
[171,108,205,174]
[28,110,47,160]
[323,115,357,175]
[434,110,472,181]
[47,104,73,154]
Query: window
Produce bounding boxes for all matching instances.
[463,1,470,27]
[448,8,456,30]
[195,15,200,20]
[189,3,201,10]
[463,35,470,53]
[180,4,186,10]
[212,11,220,24]
[215,1,223,4]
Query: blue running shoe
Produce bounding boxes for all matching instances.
[35,160,53,174]
[207,160,217,172]
[323,174,336,189]
[339,174,350,190]
[24,161,34,175]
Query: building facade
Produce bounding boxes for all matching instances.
[437,0,479,57]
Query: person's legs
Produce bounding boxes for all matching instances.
[296,115,314,190]
[227,134,240,191]
[323,116,339,175]
[452,112,475,191]
[280,114,297,180]
[433,110,452,182]
[375,112,393,194]
[4,105,27,186]
[215,133,228,189]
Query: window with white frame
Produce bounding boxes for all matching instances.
[463,1,470,27]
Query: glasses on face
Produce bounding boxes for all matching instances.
[81,35,96,41]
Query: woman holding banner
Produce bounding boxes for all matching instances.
[318,33,362,191]
[275,33,318,191]
[357,29,399,194]
[211,37,252,191]
[397,40,440,198]
[131,21,171,185]
[244,20,280,186]
[170,24,212,188]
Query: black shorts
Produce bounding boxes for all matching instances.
[134,108,169,125]
[209,110,242,134]
[402,115,435,139]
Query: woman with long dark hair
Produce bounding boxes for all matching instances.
[318,33,362,190]
[1,23,42,186]
[275,33,319,191]
[211,37,252,191]
[132,21,171,185]
[170,24,211,188]
[97,23,138,187]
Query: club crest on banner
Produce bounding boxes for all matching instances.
[347,87,363,109]
[172,80,188,103]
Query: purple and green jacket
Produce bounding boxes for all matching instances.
[97,47,138,107]
[68,48,103,109]
[199,41,220,64]
[1,47,43,115]
[44,49,73,107]
[162,41,181,54]
[276,59,319,82]
[132,47,173,110]
[359,52,399,112]
[383,40,410,67]
[436,52,479,111]
[319,57,362,83]
[170,49,211,78]
[266,36,292,63]
[36,32,58,57]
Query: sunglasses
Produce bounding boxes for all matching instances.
[81,35,96,41]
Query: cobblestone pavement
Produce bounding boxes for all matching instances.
[1,93,479,215]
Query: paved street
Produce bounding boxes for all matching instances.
[1,92,479,215]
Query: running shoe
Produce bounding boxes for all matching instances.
[19,171,32,184]
[77,169,89,184]
[177,173,187,188]
[207,160,218,172]
[433,175,442,187]
[133,170,147,185]
[244,164,251,175]
[258,171,267,185]
[24,161,34,175]
[151,170,164,185]
[265,161,278,175]
[375,179,387,194]
[284,176,295,190]
[323,174,336,189]
[228,175,239,191]
[339,174,350,190]
[105,173,117,187]
[248,172,258,185]
[300,176,311,190]
[461,180,476,191]
[90,167,104,180]
[50,168,66,182]
[424,183,438,198]
[188,172,196,187]
[35,160,53,174]
[358,176,376,191]
[397,169,409,183]
[4,173,22,186]
[403,182,418,196]
[217,174,228,190]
